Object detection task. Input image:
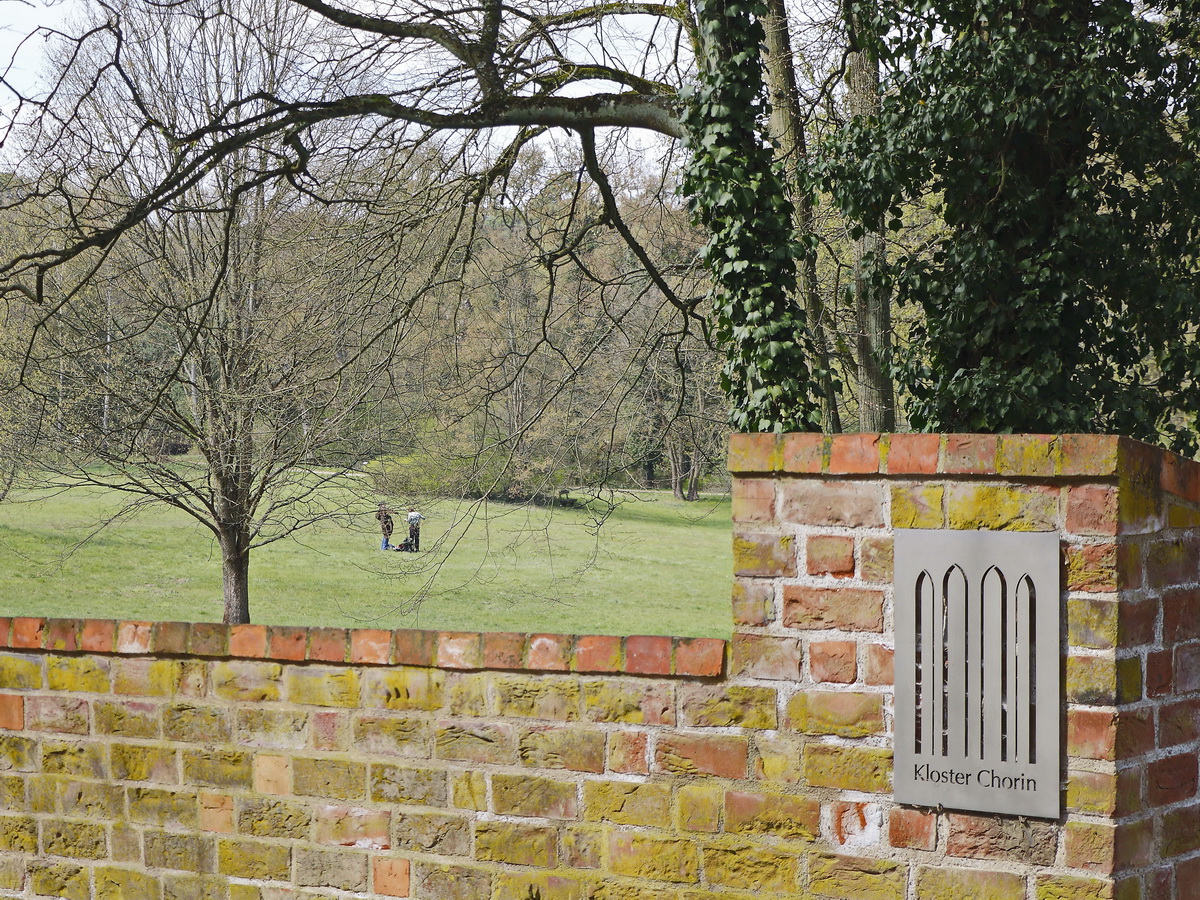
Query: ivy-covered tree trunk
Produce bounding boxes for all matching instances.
[845,0,895,432]
[683,0,827,434]
[762,0,843,433]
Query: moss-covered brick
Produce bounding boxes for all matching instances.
[678,685,777,729]
[211,661,283,702]
[804,744,892,793]
[59,781,122,818]
[127,787,198,828]
[916,866,1026,900]
[94,866,163,900]
[228,886,261,900]
[583,780,670,826]
[609,833,700,884]
[391,810,471,854]
[677,783,723,833]
[947,484,1058,531]
[1068,599,1119,651]
[724,790,820,840]
[162,873,229,900]
[809,853,905,900]
[27,775,57,812]
[362,667,445,711]
[0,653,42,690]
[444,672,489,716]
[292,757,366,800]
[435,722,516,765]
[0,814,37,851]
[314,805,390,849]
[0,735,35,772]
[113,659,185,697]
[181,749,251,790]
[492,773,578,819]
[296,846,368,891]
[111,744,177,783]
[1067,770,1118,816]
[164,703,232,744]
[450,770,487,810]
[47,655,111,693]
[42,741,106,778]
[702,840,799,892]
[352,715,430,758]
[370,761,447,806]
[144,829,215,872]
[754,734,805,784]
[891,484,946,529]
[237,796,313,839]
[1036,874,1115,900]
[787,691,885,738]
[583,681,675,725]
[29,860,89,900]
[96,700,160,738]
[0,774,23,809]
[519,726,606,773]
[495,675,581,721]
[217,838,291,880]
[475,820,558,867]
[235,708,307,750]
[733,531,797,577]
[415,863,492,900]
[42,817,107,859]
[0,855,22,891]
[286,666,360,707]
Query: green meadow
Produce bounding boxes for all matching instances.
[0,484,733,638]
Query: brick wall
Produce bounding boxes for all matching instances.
[0,433,1196,899]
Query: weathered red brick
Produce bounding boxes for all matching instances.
[268,626,307,661]
[625,635,671,675]
[732,579,774,626]
[394,630,437,666]
[946,813,1056,865]
[1175,644,1200,694]
[807,535,855,577]
[783,587,884,632]
[1068,708,1116,761]
[1066,543,1117,592]
[724,790,819,840]
[809,641,856,684]
[151,621,188,654]
[373,857,410,897]
[483,632,526,669]
[729,433,782,473]
[942,434,997,474]
[229,624,267,658]
[1164,589,1200,644]
[1162,450,1200,501]
[1147,753,1198,807]
[45,620,81,652]
[11,617,45,649]
[350,629,392,665]
[309,628,349,662]
[1062,434,1120,477]
[730,633,800,681]
[572,635,620,673]
[1116,708,1155,760]
[829,433,882,474]
[654,733,748,780]
[732,478,775,523]
[859,536,894,585]
[607,732,648,774]
[0,694,24,730]
[889,807,935,850]
[887,433,940,474]
[782,433,825,473]
[674,638,725,677]
[733,531,797,577]
[188,622,228,656]
[779,481,885,528]
[1147,650,1174,699]
[81,620,115,653]
[1067,485,1119,536]
[437,633,482,669]
[863,644,894,686]
[527,635,571,671]
[1162,698,1200,747]
[1064,821,1115,873]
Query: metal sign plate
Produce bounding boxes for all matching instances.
[894,529,1061,818]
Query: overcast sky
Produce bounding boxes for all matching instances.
[2,0,74,98]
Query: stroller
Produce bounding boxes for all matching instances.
[392,537,416,552]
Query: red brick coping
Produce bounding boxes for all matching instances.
[731,432,1200,500]
[0,616,726,677]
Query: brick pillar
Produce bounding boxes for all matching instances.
[729,433,1200,899]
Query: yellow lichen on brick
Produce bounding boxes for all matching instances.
[475,821,557,867]
[286,667,360,707]
[677,783,723,833]
[47,655,110,693]
[787,691,885,738]
[803,745,892,793]
[93,866,163,900]
[890,484,945,529]
[947,485,1058,531]
[809,853,905,900]
[0,654,42,690]
[703,839,799,892]
[583,780,670,826]
[495,676,581,721]
[1036,874,1115,900]
[363,666,446,711]
[217,838,291,880]
[609,833,700,884]
[917,865,1026,900]
[450,771,487,810]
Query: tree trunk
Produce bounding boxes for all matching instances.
[846,0,896,432]
[762,0,842,433]
[685,453,702,501]
[219,530,251,624]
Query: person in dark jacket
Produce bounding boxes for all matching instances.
[376,504,394,551]
[407,507,426,551]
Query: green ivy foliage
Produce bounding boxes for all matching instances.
[821,0,1200,451]
[681,0,825,433]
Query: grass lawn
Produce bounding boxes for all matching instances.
[0,484,734,638]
